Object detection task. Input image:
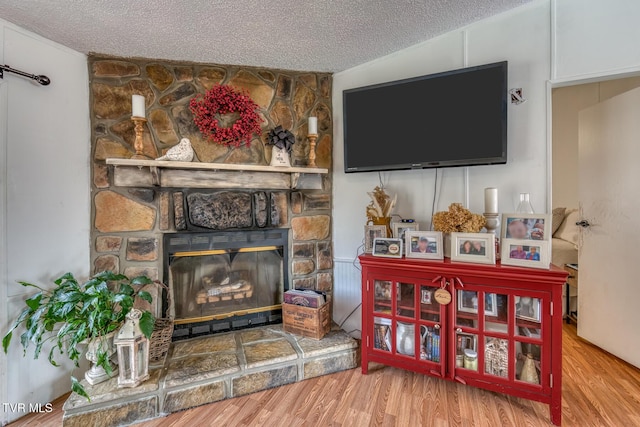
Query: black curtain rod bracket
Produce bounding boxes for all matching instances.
[0,64,50,86]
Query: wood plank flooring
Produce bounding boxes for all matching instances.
[9,324,640,426]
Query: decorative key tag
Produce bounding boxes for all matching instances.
[434,288,452,305]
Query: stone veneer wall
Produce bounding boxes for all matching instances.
[88,55,334,308]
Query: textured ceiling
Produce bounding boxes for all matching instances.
[0,0,533,72]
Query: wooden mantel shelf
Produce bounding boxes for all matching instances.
[106,158,328,174]
[105,158,328,190]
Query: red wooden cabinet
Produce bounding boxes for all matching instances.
[359,255,567,426]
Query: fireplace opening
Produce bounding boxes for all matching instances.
[163,229,289,340]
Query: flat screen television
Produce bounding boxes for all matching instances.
[343,61,507,173]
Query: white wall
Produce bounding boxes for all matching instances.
[553,0,640,80]
[0,19,90,425]
[332,1,551,336]
[332,0,640,337]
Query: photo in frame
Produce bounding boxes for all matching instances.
[501,213,551,241]
[451,232,495,265]
[374,280,392,301]
[421,288,432,304]
[457,290,498,316]
[392,222,419,241]
[405,231,443,260]
[372,237,403,258]
[501,238,551,269]
[515,296,541,323]
[364,225,388,254]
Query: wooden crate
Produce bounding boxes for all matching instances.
[282,301,331,340]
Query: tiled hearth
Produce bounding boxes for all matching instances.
[62,325,357,426]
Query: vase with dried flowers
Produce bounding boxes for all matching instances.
[366,186,397,237]
[433,203,486,257]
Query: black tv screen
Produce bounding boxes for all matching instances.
[343,61,507,173]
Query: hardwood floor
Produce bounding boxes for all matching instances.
[9,324,640,426]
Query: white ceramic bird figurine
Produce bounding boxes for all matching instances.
[156,138,194,162]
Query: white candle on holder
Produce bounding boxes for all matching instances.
[132,95,146,118]
[484,187,498,214]
[308,117,318,135]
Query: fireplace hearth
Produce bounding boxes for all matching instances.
[164,229,289,340]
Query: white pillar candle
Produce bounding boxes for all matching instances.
[484,187,498,214]
[308,117,318,135]
[132,95,146,118]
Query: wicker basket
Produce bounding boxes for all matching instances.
[149,317,173,362]
[148,281,173,363]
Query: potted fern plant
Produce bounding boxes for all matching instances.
[2,271,155,400]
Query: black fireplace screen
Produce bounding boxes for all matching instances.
[164,229,288,340]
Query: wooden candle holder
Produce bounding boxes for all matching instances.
[131,116,151,160]
[307,134,318,168]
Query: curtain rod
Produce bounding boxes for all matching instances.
[0,64,50,86]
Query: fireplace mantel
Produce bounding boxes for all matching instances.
[106,158,329,190]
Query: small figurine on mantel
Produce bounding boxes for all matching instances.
[156,138,194,162]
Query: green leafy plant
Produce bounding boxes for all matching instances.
[2,271,155,400]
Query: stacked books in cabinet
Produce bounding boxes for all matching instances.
[420,326,440,362]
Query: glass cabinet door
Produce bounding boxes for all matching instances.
[372,316,392,353]
[514,295,543,386]
[418,284,443,364]
[455,289,480,372]
[395,282,417,357]
[370,277,446,364]
[371,279,394,354]
[454,284,548,387]
[484,292,509,379]
[373,280,394,315]
[396,282,416,319]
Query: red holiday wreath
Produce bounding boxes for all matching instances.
[189,85,262,147]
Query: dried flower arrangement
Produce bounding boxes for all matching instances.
[433,203,486,233]
[366,186,396,222]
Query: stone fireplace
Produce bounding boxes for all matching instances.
[89,55,334,334]
[64,56,357,427]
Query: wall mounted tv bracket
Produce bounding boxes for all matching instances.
[509,88,525,104]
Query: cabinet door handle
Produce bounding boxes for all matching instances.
[434,324,440,330]
[429,369,442,377]
[456,328,462,333]
[454,375,467,385]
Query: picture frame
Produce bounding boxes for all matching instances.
[515,296,542,323]
[450,232,495,265]
[374,281,392,301]
[405,231,443,260]
[421,288,432,304]
[457,290,498,316]
[501,213,551,241]
[364,225,388,254]
[392,222,419,241]
[372,237,403,258]
[456,332,478,353]
[501,238,551,269]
